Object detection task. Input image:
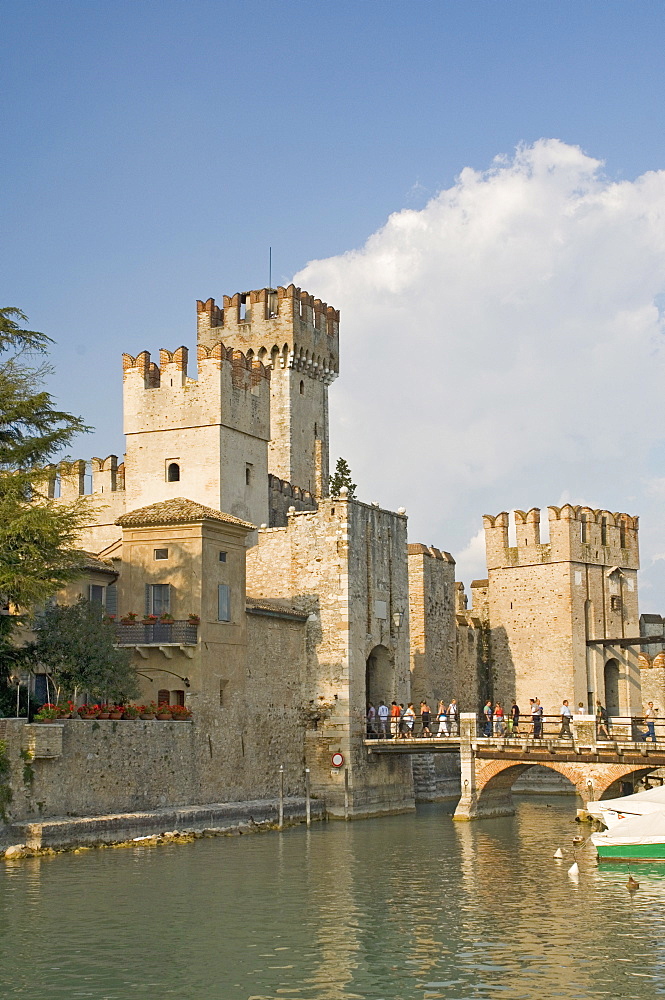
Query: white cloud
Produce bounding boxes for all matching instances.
[294,140,665,609]
[453,529,487,590]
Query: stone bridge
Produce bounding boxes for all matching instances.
[455,713,665,820]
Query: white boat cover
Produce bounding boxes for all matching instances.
[591,810,665,848]
[586,784,665,826]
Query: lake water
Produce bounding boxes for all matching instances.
[1,798,664,1000]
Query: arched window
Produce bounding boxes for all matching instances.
[167,462,180,482]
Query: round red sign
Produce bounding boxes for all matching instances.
[331,752,344,768]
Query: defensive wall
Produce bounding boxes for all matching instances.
[246,495,415,818]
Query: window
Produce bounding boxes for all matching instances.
[601,516,607,545]
[89,584,105,605]
[218,584,231,622]
[620,523,626,548]
[154,548,169,560]
[167,462,180,482]
[157,689,170,706]
[171,689,185,706]
[219,551,227,563]
[611,595,622,613]
[299,380,304,395]
[106,583,118,616]
[146,583,170,616]
[580,516,587,543]
[245,467,251,486]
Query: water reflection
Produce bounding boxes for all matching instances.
[1,800,665,999]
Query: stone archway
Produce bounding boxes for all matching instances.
[365,645,393,713]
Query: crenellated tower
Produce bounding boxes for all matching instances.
[196,284,339,499]
[482,505,641,717]
[122,342,271,528]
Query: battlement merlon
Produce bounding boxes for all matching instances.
[122,346,271,390]
[44,456,126,499]
[196,285,339,383]
[483,505,640,571]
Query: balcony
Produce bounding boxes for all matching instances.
[114,621,198,659]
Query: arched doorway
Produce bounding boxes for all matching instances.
[604,658,620,715]
[365,645,393,712]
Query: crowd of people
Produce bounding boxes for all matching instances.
[365,699,459,739]
[366,697,663,742]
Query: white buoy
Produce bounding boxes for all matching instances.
[568,862,579,876]
[554,848,564,859]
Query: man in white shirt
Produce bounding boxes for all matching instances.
[377,700,389,738]
[559,699,573,738]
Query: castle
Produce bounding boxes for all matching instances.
[26,282,645,822]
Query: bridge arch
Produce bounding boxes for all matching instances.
[456,755,656,820]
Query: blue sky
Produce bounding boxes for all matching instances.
[4,1,665,603]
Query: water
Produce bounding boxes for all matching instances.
[1,798,664,1000]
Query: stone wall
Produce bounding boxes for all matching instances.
[246,499,415,817]
[407,545,456,708]
[484,506,641,716]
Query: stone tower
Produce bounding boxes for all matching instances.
[122,343,271,528]
[196,285,339,499]
[483,505,641,716]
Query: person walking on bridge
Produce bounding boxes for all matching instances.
[377,700,389,738]
[510,701,520,735]
[448,698,459,736]
[437,701,449,737]
[420,701,432,737]
[559,699,573,738]
[390,701,400,738]
[596,700,610,740]
[642,701,657,742]
[483,700,493,737]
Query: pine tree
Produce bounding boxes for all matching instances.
[0,307,90,610]
[0,308,92,713]
[329,457,357,498]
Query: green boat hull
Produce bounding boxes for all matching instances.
[596,842,665,862]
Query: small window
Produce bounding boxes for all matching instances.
[245,467,251,486]
[167,462,180,482]
[620,523,626,548]
[611,595,622,612]
[218,584,231,622]
[219,679,228,706]
[154,548,169,560]
[314,422,317,437]
[580,517,587,543]
[601,516,608,545]
[219,551,227,563]
[157,689,170,706]
[299,380,304,395]
[171,689,185,706]
[89,584,105,605]
[146,583,170,616]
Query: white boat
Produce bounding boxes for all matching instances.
[591,811,665,862]
[586,784,665,828]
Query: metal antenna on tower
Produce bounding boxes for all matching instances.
[269,246,272,289]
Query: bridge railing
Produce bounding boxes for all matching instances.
[365,713,665,744]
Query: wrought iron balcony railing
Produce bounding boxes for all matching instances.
[114,621,199,646]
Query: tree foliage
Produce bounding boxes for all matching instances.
[0,307,90,609]
[329,457,357,498]
[30,599,138,703]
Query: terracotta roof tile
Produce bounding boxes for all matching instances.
[116,498,255,530]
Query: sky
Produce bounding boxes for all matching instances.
[3,1,665,608]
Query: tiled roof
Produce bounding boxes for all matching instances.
[246,597,308,622]
[116,498,255,530]
[76,551,118,575]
